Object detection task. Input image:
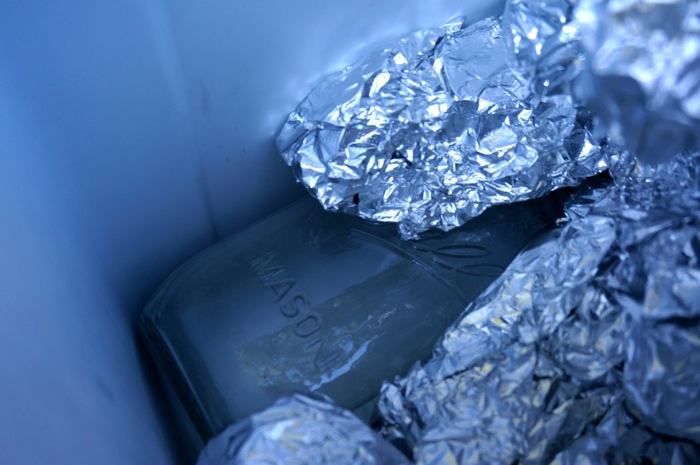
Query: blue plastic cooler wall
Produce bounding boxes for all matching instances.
[0,1,504,464]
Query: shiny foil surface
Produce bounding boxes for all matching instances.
[199,2,700,464]
[277,14,610,238]
[574,0,700,164]
[504,0,583,96]
[196,394,409,465]
[200,152,700,464]
[378,151,700,464]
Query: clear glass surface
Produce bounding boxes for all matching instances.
[141,194,562,440]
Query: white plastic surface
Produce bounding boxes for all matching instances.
[0,1,503,464]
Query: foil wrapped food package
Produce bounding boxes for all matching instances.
[201,153,700,464]
[573,0,700,164]
[198,2,700,464]
[276,13,610,238]
[378,150,700,464]
[196,393,410,465]
[504,0,583,95]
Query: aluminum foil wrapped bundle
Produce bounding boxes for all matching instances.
[203,3,700,464]
[378,150,700,464]
[202,152,700,465]
[277,15,610,238]
[197,393,409,465]
[573,0,700,164]
[202,153,699,465]
[504,0,583,95]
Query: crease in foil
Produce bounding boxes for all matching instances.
[202,3,700,464]
[574,0,700,164]
[504,0,583,95]
[277,14,610,239]
[377,151,700,464]
[196,393,410,465]
[201,152,700,465]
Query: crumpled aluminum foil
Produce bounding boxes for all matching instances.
[277,14,610,239]
[200,3,700,464]
[200,152,700,465]
[377,150,700,464]
[573,0,700,164]
[197,393,410,465]
[504,0,583,95]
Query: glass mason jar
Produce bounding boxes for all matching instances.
[140,192,567,441]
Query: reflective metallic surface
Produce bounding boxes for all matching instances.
[196,394,410,465]
[574,0,700,164]
[277,15,609,238]
[378,151,700,464]
[202,2,700,463]
[504,0,583,95]
[200,151,700,464]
